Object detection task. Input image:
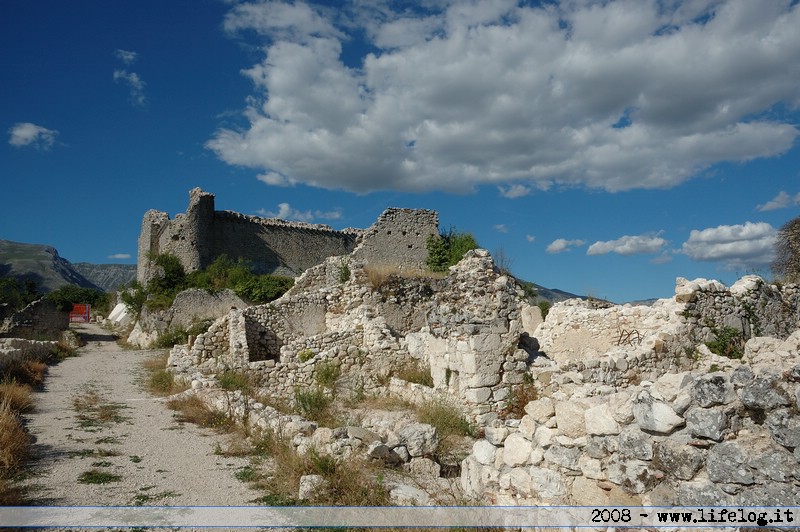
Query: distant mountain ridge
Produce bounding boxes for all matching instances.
[73,263,136,292]
[0,239,135,293]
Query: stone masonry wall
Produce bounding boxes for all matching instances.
[138,188,359,283]
[461,331,800,507]
[0,298,68,340]
[351,208,439,271]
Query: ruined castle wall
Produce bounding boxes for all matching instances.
[212,211,357,277]
[138,189,359,283]
[352,208,438,270]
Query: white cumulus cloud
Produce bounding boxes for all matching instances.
[8,122,59,150]
[257,202,342,223]
[526,234,536,243]
[493,224,508,233]
[680,221,776,268]
[108,253,132,260]
[757,191,800,211]
[208,0,800,194]
[546,238,585,254]
[587,234,667,256]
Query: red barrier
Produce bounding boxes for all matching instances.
[69,304,91,323]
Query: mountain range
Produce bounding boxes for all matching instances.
[0,240,136,293]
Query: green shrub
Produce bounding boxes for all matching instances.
[537,300,552,320]
[293,387,333,424]
[153,327,189,348]
[426,227,479,272]
[297,349,314,363]
[218,370,252,392]
[337,259,351,284]
[0,277,40,313]
[47,285,109,313]
[315,361,341,388]
[705,326,745,359]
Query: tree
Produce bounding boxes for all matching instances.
[426,227,479,272]
[772,216,800,284]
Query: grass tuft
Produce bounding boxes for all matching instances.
[167,394,235,432]
[78,469,122,484]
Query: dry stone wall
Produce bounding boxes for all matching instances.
[127,288,247,348]
[0,299,68,340]
[461,331,800,507]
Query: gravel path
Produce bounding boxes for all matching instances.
[21,323,256,510]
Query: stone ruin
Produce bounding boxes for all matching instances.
[137,187,438,283]
[165,256,800,505]
[148,188,800,506]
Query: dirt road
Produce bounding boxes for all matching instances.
[21,323,255,508]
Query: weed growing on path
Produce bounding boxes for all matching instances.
[78,469,122,484]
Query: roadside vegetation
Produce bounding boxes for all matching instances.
[121,253,294,313]
[0,342,75,504]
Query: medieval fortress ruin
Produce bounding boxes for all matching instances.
[129,188,800,507]
[137,187,438,283]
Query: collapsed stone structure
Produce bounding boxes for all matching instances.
[461,276,800,506]
[137,188,438,283]
[169,249,532,423]
[0,298,67,341]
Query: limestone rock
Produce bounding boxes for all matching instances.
[692,374,736,408]
[502,433,533,467]
[685,406,728,442]
[554,399,589,438]
[524,397,555,423]
[706,442,754,485]
[398,423,438,457]
[606,456,662,494]
[473,440,497,466]
[618,427,653,460]
[298,474,326,500]
[653,440,704,480]
[632,389,684,434]
[388,482,433,506]
[584,403,620,436]
[529,467,566,499]
[740,373,791,411]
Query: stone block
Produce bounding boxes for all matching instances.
[554,400,589,438]
[632,389,684,434]
[584,403,620,436]
[502,433,533,467]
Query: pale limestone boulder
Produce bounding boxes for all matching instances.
[654,372,693,402]
[534,425,555,448]
[608,391,635,424]
[529,467,566,499]
[398,423,438,457]
[509,468,534,497]
[518,415,537,439]
[632,389,684,434]
[570,476,642,506]
[388,483,433,506]
[554,399,589,438]
[502,433,533,467]
[473,440,497,466]
[298,474,326,500]
[524,397,555,423]
[484,421,508,445]
[584,403,620,436]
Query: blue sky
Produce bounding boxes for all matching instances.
[2,0,799,303]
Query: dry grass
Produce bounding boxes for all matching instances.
[0,379,33,413]
[250,430,391,507]
[395,359,434,387]
[499,379,538,420]
[142,353,189,396]
[364,264,445,290]
[166,394,235,432]
[2,359,48,388]
[0,398,32,473]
